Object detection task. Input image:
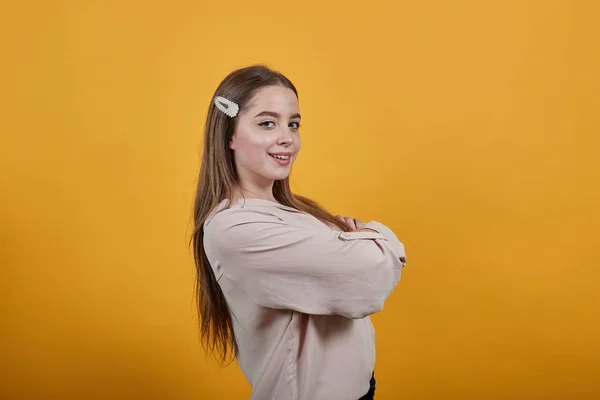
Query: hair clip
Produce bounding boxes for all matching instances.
[214,96,239,118]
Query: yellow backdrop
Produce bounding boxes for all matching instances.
[1,0,598,398]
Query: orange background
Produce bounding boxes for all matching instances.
[1,0,599,398]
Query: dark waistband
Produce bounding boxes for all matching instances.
[358,372,376,400]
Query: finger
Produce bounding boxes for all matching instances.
[354,218,364,229]
[335,215,345,223]
[344,216,357,230]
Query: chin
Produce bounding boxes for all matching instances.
[271,172,291,181]
[266,168,292,181]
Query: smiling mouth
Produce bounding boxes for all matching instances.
[268,153,293,160]
[269,154,291,160]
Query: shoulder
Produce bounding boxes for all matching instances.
[203,199,291,255]
[204,199,284,232]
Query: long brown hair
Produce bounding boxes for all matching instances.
[191,64,349,364]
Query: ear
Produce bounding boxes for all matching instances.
[229,135,236,150]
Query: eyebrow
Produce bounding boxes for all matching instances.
[254,111,301,119]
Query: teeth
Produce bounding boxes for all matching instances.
[271,154,290,160]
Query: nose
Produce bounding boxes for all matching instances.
[277,133,294,146]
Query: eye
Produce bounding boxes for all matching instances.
[258,121,276,129]
[290,121,301,129]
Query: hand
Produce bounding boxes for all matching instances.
[335,215,365,231]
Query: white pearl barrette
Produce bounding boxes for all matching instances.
[214,96,239,118]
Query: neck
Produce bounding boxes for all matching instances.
[236,187,276,202]
[233,177,277,202]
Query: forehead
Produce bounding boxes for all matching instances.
[245,85,298,113]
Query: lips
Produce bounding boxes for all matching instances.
[269,154,291,160]
[268,152,293,160]
[268,152,294,165]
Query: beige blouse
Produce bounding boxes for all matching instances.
[203,198,406,399]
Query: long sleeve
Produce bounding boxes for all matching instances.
[203,207,405,319]
[363,221,407,265]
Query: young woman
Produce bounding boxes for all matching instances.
[191,65,407,400]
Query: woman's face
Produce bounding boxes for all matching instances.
[230,85,301,190]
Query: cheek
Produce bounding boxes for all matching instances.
[235,134,271,164]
